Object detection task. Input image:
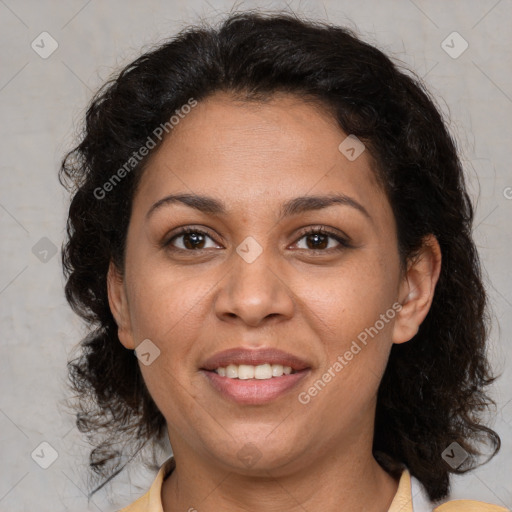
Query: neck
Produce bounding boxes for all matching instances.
[161,442,399,512]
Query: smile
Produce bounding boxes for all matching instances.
[200,347,312,404]
[201,367,310,405]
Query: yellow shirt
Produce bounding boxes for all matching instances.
[118,457,509,512]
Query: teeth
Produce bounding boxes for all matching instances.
[238,364,254,380]
[214,364,295,379]
[271,364,284,377]
[226,364,238,378]
[254,363,272,379]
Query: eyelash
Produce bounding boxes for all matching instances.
[164,225,351,254]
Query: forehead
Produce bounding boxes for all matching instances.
[134,91,388,222]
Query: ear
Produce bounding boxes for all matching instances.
[107,260,135,350]
[392,234,442,344]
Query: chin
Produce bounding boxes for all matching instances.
[204,434,303,475]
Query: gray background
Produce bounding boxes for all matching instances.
[0,0,511,510]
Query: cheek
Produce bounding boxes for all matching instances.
[299,254,398,402]
[126,261,210,342]
[302,255,398,342]
[123,263,214,409]
[127,265,209,421]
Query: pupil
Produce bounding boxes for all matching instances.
[308,233,327,250]
[184,233,204,249]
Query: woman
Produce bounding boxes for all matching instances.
[60,11,507,512]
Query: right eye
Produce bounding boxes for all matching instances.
[165,227,221,251]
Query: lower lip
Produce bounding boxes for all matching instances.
[201,369,310,405]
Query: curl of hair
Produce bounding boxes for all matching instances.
[60,10,500,501]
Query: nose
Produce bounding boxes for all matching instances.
[213,244,295,328]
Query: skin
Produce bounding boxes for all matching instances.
[108,91,441,511]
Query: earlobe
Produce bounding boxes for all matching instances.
[107,261,135,350]
[392,234,442,345]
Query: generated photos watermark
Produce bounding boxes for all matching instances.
[298,302,403,404]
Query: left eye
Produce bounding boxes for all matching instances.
[293,228,349,252]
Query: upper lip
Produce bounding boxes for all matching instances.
[200,347,311,371]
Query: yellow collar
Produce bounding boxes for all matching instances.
[387,467,508,512]
[118,457,508,512]
[388,466,414,512]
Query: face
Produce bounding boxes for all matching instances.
[108,91,440,475]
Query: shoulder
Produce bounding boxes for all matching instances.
[433,500,509,511]
[117,493,149,512]
[408,470,509,512]
[116,456,176,512]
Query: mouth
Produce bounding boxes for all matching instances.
[200,347,311,404]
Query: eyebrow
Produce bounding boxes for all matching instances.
[146,192,372,223]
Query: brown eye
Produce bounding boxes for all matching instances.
[303,232,329,250]
[294,227,351,252]
[166,228,219,251]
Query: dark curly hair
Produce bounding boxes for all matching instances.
[59,10,501,502]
